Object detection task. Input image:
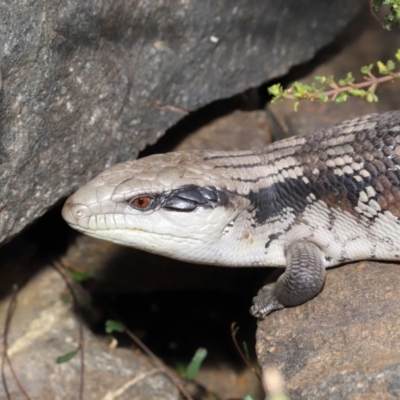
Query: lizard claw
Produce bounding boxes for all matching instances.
[250,284,284,319]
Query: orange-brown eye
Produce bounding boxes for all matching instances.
[132,196,152,209]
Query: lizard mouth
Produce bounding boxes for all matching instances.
[79,227,203,247]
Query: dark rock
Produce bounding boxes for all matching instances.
[267,7,400,141]
[0,0,362,244]
[256,262,400,399]
[174,109,273,152]
[256,13,400,398]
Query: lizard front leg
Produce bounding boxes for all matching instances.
[250,242,325,318]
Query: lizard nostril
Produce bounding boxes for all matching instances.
[70,204,90,220]
[62,200,90,225]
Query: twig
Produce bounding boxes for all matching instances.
[52,261,85,400]
[101,368,164,400]
[370,0,387,29]
[154,102,190,116]
[230,323,261,381]
[106,308,195,400]
[283,73,399,101]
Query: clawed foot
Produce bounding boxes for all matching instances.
[250,242,325,319]
[250,284,284,319]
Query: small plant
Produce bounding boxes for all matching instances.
[268,49,400,111]
[186,348,208,381]
[176,348,208,381]
[243,395,257,400]
[105,319,124,334]
[66,269,94,282]
[56,349,79,364]
[372,0,400,30]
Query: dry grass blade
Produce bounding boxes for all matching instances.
[52,260,85,400]
[231,322,261,382]
[106,308,195,400]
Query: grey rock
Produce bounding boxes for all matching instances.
[0,267,181,400]
[0,0,362,244]
[256,262,400,399]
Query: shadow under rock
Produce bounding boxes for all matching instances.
[0,201,71,300]
[84,245,279,364]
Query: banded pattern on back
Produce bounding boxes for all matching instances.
[62,110,400,318]
[202,111,400,223]
[62,110,400,269]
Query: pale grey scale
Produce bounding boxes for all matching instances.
[61,111,400,320]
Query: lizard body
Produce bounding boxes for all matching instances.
[62,111,400,317]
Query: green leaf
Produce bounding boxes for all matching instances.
[314,76,326,83]
[377,60,386,74]
[325,76,334,85]
[376,0,400,29]
[67,270,94,282]
[367,92,379,102]
[105,320,124,334]
[360,64,373,74]
[396,49,400,62]
[377,60,391,74]
[268,84,283,97]
[293,92,305,99]
[372,0,384,11]
[335,92,348,104]
[347,88,367,97]
[186,348,208,381]
[338,72,354,86]
[292,82,313,93]
[386,59,396,71]
[318,94,328,102]
[56,350,78,364]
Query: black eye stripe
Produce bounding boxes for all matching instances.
[164,198,197,211]
[174,188,207,204]
[198,188,218,202]
[127,186,230,212]
[162,185,230,212]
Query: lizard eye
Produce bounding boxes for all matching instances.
[131,196,153,210]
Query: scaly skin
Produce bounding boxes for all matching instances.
[62,111,400,318]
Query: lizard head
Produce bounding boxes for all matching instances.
[62,151,253,265]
